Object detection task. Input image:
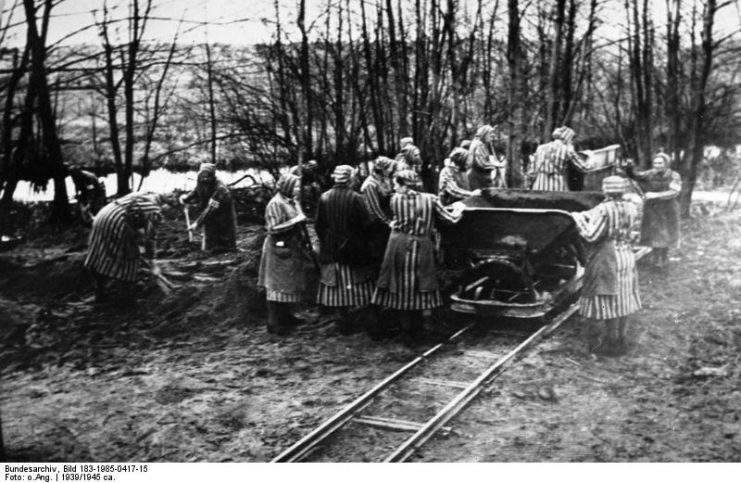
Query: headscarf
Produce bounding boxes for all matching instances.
[400,137,414,148]
[560,127,576,145]
[198,163,216,174]
[332,165,355,185]
[276,173,300,198]
[123,191,168,206]
[553,126,576,144]
[373,156,395,174]
[449,147,468,170]
[602,176,627,196]
[475,125,495,140]
[653,152,671,166]
[121,192,165,228]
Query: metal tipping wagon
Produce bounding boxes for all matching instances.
[441,189,605,319]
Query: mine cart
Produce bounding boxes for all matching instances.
[441,189,605,319]
[568,144,621,191]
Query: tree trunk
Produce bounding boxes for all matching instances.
[665,0,681,166]
[23,0,70,225]
[544,0,566,138]
[506,0,524,187]
[678,0,717,217]
[297,0,313,161]
[205,42,217,164]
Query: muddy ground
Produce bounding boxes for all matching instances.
[1,197,740,462]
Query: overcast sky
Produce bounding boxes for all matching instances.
[2,0,739,48]
[2,0,281,47]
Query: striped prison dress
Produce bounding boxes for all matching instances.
[372,191,462,310]
[529,139,590,191]
[84,193,162,282]
[572,198,642,320]
[360,173,393,224]
[315,185,375,307]
[438,165,473,205]
[258,193,305,303]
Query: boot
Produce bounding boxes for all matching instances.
[399,312,420,347]
[594,319,621,356]
[616,317,630,354]
[369,307,396,340]
[336,307,354,335]
[267,302,293,335]
[93,273,108,304]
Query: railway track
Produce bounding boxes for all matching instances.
[272,246,651,463]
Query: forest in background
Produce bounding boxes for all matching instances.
[0,0,740,234]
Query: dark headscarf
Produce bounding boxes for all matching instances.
[449,147,468,170]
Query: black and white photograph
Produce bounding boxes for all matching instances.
[1,0,740,469]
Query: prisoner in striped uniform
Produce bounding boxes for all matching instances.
[360,156,396,265]
[257,174,309,335]
[372,170,463,340]
[528,126,592,191]
[315,165,376,333]
[84,192,165,302]
[571,176,642,356]
[438,147,481,205]
[466,124,506,190]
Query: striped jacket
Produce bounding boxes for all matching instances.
[258,192,306,302]
[315,185,369,265]
[572,198,642,320]
[84,193,162,282]
[315,185,375,307]
[360,173,392,224]
[372,191,462,310]
[389,191,461,237]
[438,165,473,205]
[529,139,591,191]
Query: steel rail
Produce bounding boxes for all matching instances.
[384,246,651,462]
[384,303,579,462]
[274,247,651,463]
[271,323,475,463]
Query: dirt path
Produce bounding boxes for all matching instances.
[1,201,740,462]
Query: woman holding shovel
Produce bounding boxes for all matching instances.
[179,163,237,253]
[84,192,169,303]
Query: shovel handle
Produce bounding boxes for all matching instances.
[183,206,194,242]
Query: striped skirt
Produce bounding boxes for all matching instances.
[531,173,568,191]
[317,264,374,307]
[372,239,443,311]
[84,203,141,282]
[579,245,641,320]
[266,290,303,303]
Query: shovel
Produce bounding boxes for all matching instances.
[183,206,194,242]
[143,260,178,294]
